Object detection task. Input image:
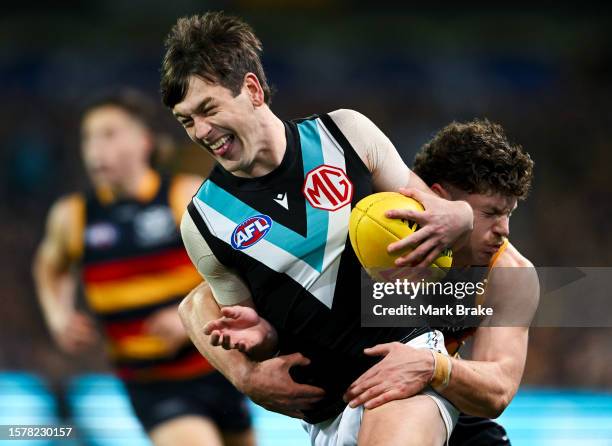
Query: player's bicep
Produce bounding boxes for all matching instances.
[180,211,252,306]
[471,326,528,365]
[329,109,412,192]
[487,264,540,326]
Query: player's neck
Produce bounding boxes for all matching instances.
[99,166,156,202]
[237,108,286,178]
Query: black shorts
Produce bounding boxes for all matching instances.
[449,414,510,446]
[125,371,252,433]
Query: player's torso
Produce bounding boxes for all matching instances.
[188,114,427,421]
[80,174,212,382]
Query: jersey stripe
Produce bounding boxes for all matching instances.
[196,181,327,271]
[85,265,201,313]
[83,248,192,283]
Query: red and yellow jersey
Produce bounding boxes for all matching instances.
[68,171,213,382]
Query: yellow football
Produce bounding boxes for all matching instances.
[349,192,452,280]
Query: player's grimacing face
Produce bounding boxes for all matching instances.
[81,106,151,187]
[173,76,258,175]
[463,192,517,265]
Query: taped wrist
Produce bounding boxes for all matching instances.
[430,350,452,392]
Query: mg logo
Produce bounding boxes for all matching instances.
[302,164,354,211]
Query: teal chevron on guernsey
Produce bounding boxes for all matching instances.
[194,119,331,272]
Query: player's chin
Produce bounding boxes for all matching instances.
[477,250,496,265]
[219,157,245,174]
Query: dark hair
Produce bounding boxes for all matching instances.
[413,119,534,199]
[81,88,158,131]
[160,11,272,108]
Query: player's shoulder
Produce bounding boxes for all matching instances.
[328,109,373,126]
[180,208,198,234]
[489,242,539,299]
[44,193,86,260]
[48,193,85,224]
[494,242,533,269]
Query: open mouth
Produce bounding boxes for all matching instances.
[208,134,234,157]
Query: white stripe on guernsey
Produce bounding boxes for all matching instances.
[309,119,351,308]
[194,197,324,292]
[192,118,351,309]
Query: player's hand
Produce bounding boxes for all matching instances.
[343,342,433,410]
[144,305,189,353]
[203,305,278,360]
[386,187,473,267]
[240,352,325,418]
[49,311,99,354]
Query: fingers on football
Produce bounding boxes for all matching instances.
[388,225,433,255]
[396,237,443,267]
[385,207,428,224]
[398,187,429,203]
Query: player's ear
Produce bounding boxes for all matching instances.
[430,183,451,199]
[243,73,265,107]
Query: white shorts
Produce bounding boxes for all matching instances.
[302,330,459,446]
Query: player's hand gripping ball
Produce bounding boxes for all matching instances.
[349,192,452,281]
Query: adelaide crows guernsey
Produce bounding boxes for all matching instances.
[79,171,213,382]
[442,239,509,356]
[187,114,429,423]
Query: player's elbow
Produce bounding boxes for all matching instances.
[178,292,196,328]
[482,381,515,418]
[486,392,511,419]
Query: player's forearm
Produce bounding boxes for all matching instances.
[178,283,256,391]
[406,169,438,196]
[438,357,516,418]
[32,252,75,327]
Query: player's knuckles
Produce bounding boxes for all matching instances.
[396,383,411,396]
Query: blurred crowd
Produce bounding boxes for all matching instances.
[1,4,611,391]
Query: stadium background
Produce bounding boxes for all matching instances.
[1,2,611,445]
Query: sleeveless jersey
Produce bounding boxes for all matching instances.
[187,114,429,423]
[80,173,214,382]
[442,240,510,356]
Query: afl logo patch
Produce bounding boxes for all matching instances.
[231,215,273,250]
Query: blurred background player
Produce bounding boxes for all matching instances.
[32,89,254,446]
